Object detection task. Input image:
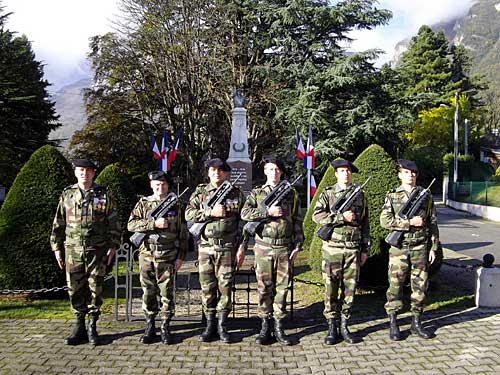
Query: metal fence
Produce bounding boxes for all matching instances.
[449,181,500,207]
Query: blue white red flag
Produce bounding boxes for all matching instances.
[295,127,305,159]
[167,130,182,170]
[304,125,315,170]
[160,128,170,171]
[150,129,162,161]
[310,174,317,198]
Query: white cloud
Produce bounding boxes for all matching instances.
[2,0,119,89]
[349,0,473,65]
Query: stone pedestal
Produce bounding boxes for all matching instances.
[227,105,252,196]
[475,267,500,307]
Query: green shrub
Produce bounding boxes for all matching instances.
[95,164,137,238]
[443,153,493,181]
[491,166,500,182]
[0,145,73,289]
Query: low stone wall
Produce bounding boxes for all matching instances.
[445,198,500,222]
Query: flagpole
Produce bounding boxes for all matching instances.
[307,168,311,208]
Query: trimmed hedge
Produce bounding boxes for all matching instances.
[95,164,137,239]
[0,145,73,289]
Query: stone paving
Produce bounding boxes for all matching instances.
[1,307,500,375]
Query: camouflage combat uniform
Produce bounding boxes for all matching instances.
[50,183,120,319]
[380,185,439,315]
[127,195,188,319]
[185,183,244,315]
[241,184,303,320]
[312,183,370,320]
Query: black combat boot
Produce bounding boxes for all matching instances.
[217,312,231,343]
[255,317,272,345]
[273,318,292,346]
[65,316,88,345]
[388,313,401,341]
[199,312,217,342]
[140,315,157,344]
[87,314,99,346]
[410,314,432,339]
[324,318,339,345]
[160,316,173,344]
[340,316,356,344]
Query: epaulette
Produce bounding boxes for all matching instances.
[324,186,334,191]
[63,183,78,192]
[94,185,107,194]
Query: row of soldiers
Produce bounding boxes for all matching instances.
[50,156,439,346]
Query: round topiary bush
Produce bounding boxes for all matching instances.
[95,164,137,239]
[0,145,73,289]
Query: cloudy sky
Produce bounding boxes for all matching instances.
[2,0,473,91]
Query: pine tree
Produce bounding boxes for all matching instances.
[0,7,60,188]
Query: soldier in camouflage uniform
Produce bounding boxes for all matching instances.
[185,158,245,343]
[127,171,188,345]
[241,156,303,346]
[312,159,369,345]
[380,159,439,341]
[51,159,120,346]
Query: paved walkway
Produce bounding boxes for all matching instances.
[1,307,500,375]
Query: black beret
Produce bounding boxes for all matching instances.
[72,159,97,170]
[261,155,285,171]
[331,159,358,173]
[205,158,231,172]
[397,159,419,173]
[148,170,173,185]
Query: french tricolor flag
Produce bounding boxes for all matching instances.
[304,125,315,170]
[160,128,170,172]
[150,130,162,160]
[167,130,182,170]
[310,174,317,198]
[295,127,305,159]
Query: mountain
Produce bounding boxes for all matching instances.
[49,78,90,150]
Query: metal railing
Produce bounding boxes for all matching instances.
[448,181,500,207]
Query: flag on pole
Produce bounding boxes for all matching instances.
[160,128,170,172]
[310,174,317,198]
[167,130,182,170]
[295,127,305,159]
[150,129,162,160]
[304,125,315,170]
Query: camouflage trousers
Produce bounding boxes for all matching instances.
[321,242,360,320]
[198,244,235,314]
[139,253,176,319]
[254,244,291,320]
[65,246,107,318]
[385,243,429,315]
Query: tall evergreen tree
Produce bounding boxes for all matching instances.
[0,6,60,188]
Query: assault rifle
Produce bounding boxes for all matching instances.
[316,176,372,241]
[130,187,189,247]
[188,173,243,238]
[384,178,436,248]
[243,175,303,236]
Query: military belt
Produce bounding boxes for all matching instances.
[201,238,234,247]
[256,238,291,247]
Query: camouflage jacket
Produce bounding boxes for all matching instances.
[50,183,121,251]
[380,185,439,245]
[185,182,244,243]
[312,183,370,252]
[127,195,188,260]
[241,183,304,249]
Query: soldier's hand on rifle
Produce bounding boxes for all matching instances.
[343,210,356,223]
[54,250,65,270]
[107,248,116,266]
[268,204,283,217]
[409,216,424,227]
[155,218,169,229]
[211,203,226,217]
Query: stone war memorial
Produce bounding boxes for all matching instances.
[227,89,252,196]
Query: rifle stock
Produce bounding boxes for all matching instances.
[130,188,189,247]
[188,173,243,238]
